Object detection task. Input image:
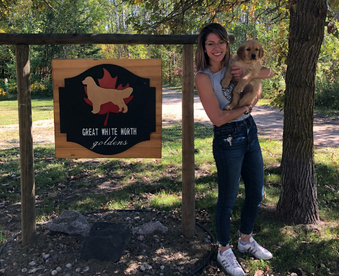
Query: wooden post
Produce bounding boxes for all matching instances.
[16,45,36,246]
[181,44,195,238]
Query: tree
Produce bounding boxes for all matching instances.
[276,0,327,224]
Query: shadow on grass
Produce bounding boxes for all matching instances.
[1,123,339,275]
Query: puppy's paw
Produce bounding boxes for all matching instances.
[224,105,233,110]
[221,78,231,89]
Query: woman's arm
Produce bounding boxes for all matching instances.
[195,73,249,127]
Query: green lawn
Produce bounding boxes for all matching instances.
[1,97,339,275]
[0,98,54,125]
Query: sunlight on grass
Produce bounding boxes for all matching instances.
[0,99,54,125]
[150,191,181,210]
[107,200,128,210]
[257,98,272,106]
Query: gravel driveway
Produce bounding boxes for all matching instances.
[162,88,339,148]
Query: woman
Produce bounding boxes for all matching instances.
[195,23,273,276]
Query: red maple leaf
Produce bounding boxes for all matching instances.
[83,68,133,126]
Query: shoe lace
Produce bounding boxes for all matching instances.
[247,240,265,255]
[222,252,241,268]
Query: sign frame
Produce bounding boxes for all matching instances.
[52,59,162,158]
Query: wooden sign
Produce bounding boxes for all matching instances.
[52,59,162,158]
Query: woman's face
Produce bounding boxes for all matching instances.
[204,33,227,64]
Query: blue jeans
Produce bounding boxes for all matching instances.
[213,115,264,247]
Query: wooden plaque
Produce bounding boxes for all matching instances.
[52,59,162,158]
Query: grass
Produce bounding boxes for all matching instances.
[0,98,54,125]
[1,97,339,275]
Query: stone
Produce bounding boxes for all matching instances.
[132,221,168,235]
[80,222,130,262]
[82,266,90,272]
[42,253,50,260]
[49,210,90,237]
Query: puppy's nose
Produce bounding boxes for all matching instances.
[251,54,256,60]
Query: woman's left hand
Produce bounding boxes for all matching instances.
[231,66,243,80]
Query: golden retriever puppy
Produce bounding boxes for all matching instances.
[82,76,133,114]
[221,40,264,110]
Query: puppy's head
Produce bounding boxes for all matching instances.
[82,76,93,86]
[237,40,264,61]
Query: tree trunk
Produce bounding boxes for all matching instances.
[276,0,327,224]
[113,0,120,34]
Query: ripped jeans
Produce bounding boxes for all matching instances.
[213,115,264,247]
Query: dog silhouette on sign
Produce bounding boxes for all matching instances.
[82,76,133,114]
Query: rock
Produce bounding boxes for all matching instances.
[49,210,90,237]
[42,253,50,260]
[82,266,90,272]
[144,264,152,270]
[80,222,130,262]
[203,238,211,243]
[132,221,168,235]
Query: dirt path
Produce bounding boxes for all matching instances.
[163,88,339,148]
[1,89,339,149]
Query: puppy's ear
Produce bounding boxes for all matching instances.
[237,44,246,60]
[258,44,264,59]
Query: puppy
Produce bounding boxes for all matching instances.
[221,40,264,110]
[82,76,133,114]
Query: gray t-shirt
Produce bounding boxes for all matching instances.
[198,67,249,123]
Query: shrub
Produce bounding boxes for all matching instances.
[0,79,13,100]
[315,81,339,109]
[31,78,53,98]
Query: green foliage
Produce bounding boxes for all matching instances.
[315,80,339,109]
[30,78,53,98]
[0,0,338,110]
[0,0,16,20]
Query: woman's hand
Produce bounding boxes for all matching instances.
[231,66,243,80]
[232,66,273,80]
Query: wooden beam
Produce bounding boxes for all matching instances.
[181,44,195,238]
[0,33,234,45]
[16,45,36,246]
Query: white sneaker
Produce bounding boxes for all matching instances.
[217,248,245,276]
[238,237,273,260]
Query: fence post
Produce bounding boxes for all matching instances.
[16,45,36,246]
[181,44,195,238]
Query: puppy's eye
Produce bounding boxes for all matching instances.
[255,48,259,51]
[246,48,251,51]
